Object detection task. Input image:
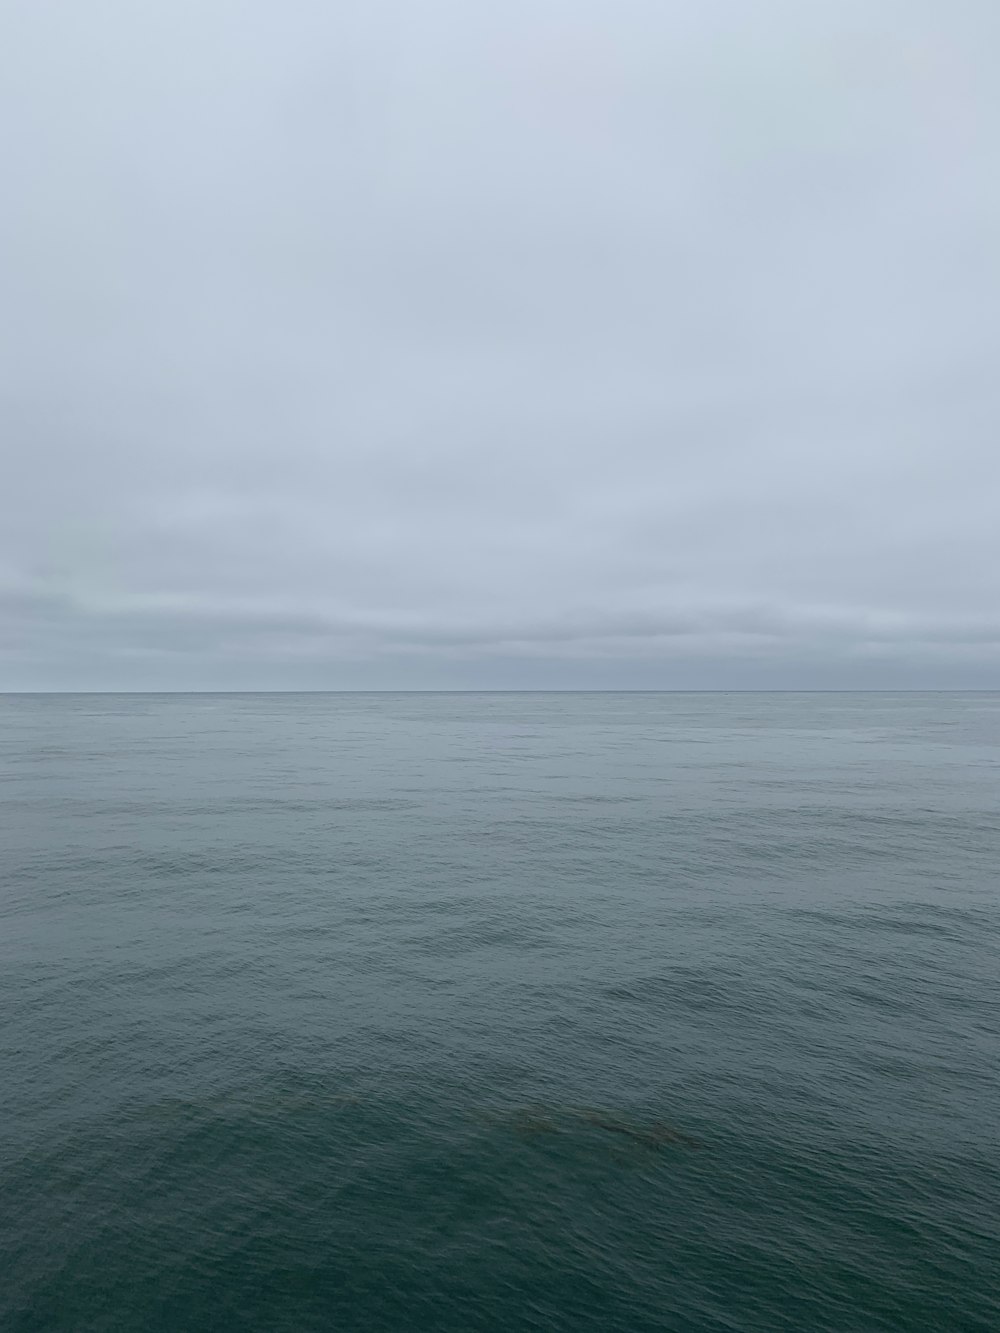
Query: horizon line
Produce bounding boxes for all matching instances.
[2,688,997,696]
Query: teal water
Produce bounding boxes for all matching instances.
[1,692,998,1332]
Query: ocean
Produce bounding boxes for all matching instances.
[1,691,997,1331]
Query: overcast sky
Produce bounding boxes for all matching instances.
[2,0,998,689]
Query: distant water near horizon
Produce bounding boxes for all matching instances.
[2,692,998,1331]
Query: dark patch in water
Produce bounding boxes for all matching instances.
[577,1110,703,1150]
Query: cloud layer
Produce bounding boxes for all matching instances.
[2,0,998,688]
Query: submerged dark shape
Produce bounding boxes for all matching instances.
[506,1107,560,1137]
[577,1111,702,1150]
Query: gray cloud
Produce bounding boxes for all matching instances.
[2,0,998,688]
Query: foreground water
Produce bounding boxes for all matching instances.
[1,692,998,1331]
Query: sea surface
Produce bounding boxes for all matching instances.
[1,691,998,1332]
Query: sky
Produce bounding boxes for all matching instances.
[1,0,998,690]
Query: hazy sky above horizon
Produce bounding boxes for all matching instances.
[2,0,999,689]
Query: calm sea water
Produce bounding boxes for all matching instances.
[1,692,998,1332]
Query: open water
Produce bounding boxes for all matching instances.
[1,692,998,1331]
